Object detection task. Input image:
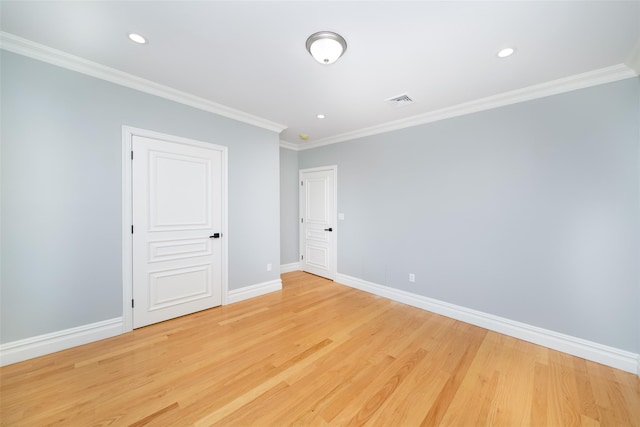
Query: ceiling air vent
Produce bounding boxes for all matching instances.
[385,93,414,107]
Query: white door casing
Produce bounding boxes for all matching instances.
[122,126,228,331]
[299,166,337,280]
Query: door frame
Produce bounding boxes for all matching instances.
[299,165,338,280]
[121,125,228,332]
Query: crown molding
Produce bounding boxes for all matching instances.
[3,31,635,147]
[300,64,638,151]
[279,140,300,151]
[0,32,287,134]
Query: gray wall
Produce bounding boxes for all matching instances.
[298,77,640,353]
[279,148,299,265]
[1,51,281,343]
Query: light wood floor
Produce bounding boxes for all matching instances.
[1,271,639,426]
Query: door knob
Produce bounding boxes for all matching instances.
[324,227,333,232]
[210,233,221,238]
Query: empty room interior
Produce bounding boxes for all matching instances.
[1,1,640,425]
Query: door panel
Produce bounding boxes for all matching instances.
[148,264,211,310]
[151,152,211,230]
[133,135,223,328]
[307,178,329,222]
[306,245,329,270]
[148,238,211,263]
[300,167,336,280]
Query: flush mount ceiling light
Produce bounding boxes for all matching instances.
[128,33,147,44]
[316,114,325,119]
[306,31,347,64]
[497,47,516,58]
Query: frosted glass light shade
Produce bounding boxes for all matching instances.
[306,31,347,65]
[497,47,516,58]
[128,33,147,44]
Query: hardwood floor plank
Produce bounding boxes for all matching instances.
[1,271,638,426]
[273,356,370,425]
[346,347,427,426]
[530,361,549,426]
[211,381,293,426]
[420,325,487,426]
[547,351,582,426]
[590,363,637,425]
[573,357,601,423]
[192,338,337,426]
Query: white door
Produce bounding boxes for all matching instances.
[300,166,337,280]
[132,135,224,328]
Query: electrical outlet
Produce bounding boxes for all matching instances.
[409,273,415,282]
[267,263,272,272]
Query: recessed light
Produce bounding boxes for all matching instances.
[317,114,325,119]
[497,47,515,58]
[128,33,147,44]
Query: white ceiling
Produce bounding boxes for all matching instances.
[2,1,639,147]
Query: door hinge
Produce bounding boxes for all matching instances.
[301,180,303,186]
[131,151,134,160]
[131,225,134,234]
[301,255,304,260]
[131,299,134,308]
[301,218,304,223]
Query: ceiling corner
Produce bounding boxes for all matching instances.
[624,37,640,76]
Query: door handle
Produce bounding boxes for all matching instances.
[324,227,333,232]
[210,233,221,238]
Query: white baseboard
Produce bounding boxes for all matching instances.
[227,279,282,304]
[335,273,640,375]
[4,278,636,376]
[280,262,300,274]
[1,279,284,366]
[0,317,124,367]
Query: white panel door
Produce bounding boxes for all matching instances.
[132,135,223,328]
[300,166,336,280]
